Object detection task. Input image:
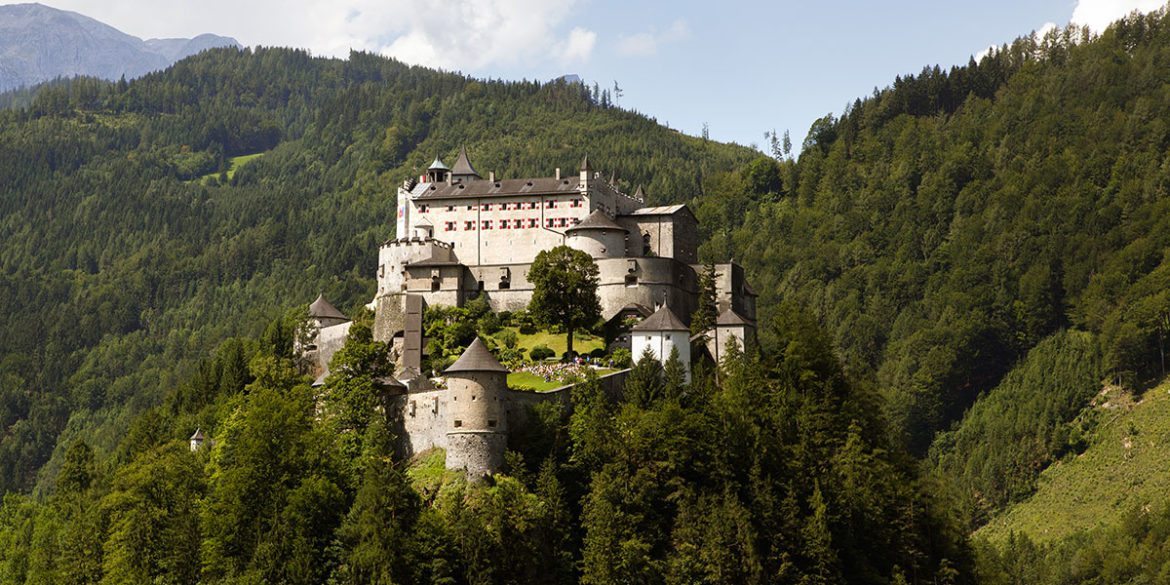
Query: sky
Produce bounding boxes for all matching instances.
[7,0,1167,151]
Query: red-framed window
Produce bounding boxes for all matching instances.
[570,199,582,208]
[528,201,538,209]
[546,218,555,227]
[528,218,538,228]
[445,221,456,231]
[465,221,475,230]
[482,220,492,230]
[547,200,557,208]
[419,204,430,213]
[482,203,492,211]
[513,219,523,229]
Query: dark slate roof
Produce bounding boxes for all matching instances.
[190,428,204,441]
[413,176,581,200]
[631,305,689,332]
[428,156,449,171]
[716,308,751,326]
[565,209,627,232]
[445,337,510,374]
[309,294,348,320]
[451,146,480,178]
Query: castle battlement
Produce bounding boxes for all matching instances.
[380,237,454,250]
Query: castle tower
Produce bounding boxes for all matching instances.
[708,308,755,364]
[631,304,692,383]
[444,337,510,478]
[309,294,349,329]
[565,209,629,259]
[449,145,481,182]
[426,156,450,183]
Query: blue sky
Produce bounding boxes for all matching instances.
[17,0,1166,150]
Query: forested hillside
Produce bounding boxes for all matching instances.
[0,46,756,495]
[701,11,1170,459]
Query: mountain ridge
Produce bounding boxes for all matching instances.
[0,3,238,92]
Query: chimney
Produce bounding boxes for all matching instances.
[555,167,561,180]
[489,171,495,182]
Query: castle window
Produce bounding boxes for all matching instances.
[546,218,555,228]
[467,205,473,210]
[419,204,429,213]
[571,199,582,207]
[482,203,492,211]
[465,221,476,230]
[513,219,523,229]
[431,276,441,292]
[447,205,454,212]
[529,201,538,209]
[547,200,557,208]
[482,220,492,230]
[499,278,510,290]
[625,274,638,287]
[410,401,416,417]
[445,221,456,231]
[642,233,652,255]
[488,420,497,428]
[454,420,463,428]
[499,221,509,230]
[478,280,485,291]
[558,218,568,227]
[528,218,538,228]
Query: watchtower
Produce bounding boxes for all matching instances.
[444,337,509,478]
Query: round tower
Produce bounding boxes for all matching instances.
[565,209,628,259]
[444,337,509,478]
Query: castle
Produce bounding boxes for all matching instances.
[302,149,758,477]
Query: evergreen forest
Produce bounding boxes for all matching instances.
[5,7,1170,584]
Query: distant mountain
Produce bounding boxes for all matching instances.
[0,3,238,92]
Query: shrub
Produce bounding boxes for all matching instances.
[589,348,607,359]
[530,345,555,361]
[611,348,633,368]
[498,329,519,349]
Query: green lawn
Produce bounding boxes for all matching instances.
[977,380,1170,544]
[489,326,605,357]
[507,368,619,392]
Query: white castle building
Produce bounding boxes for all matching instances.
[303,148,758,478]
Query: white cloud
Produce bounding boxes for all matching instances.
[1071,0,1166,32]
[560,27,597,63]
[616,19,690,57]
[18,0,595,71]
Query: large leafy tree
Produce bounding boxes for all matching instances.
[527,245,601,357]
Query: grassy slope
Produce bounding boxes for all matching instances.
[978,380,1170,543]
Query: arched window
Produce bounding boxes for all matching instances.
[642,232,652,256]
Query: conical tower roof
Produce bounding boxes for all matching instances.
[451,145,480,178]
[580,154,592,171]
[309,294,348,321]
[445,337,509,374]
[716,308,751,326]
[428,155,449,171]
[631,305,689,332]
[565,209,627,232]
[633,184,646,200]
[190,428,204,441]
